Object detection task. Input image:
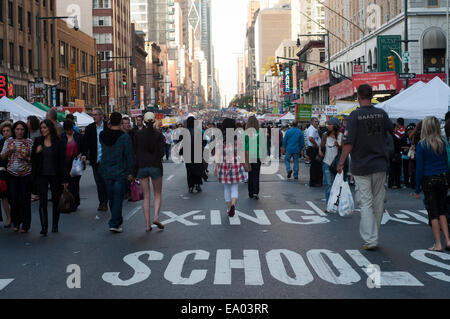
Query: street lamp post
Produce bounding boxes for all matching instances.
[36,15,79,102]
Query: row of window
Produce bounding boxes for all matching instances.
[0,1,54,29]
[59,41,96,75]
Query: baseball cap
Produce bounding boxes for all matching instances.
[144,112,155,123]
[327,117,340,128]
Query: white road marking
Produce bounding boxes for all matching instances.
[277,174,285,180]
[306,201,328,217]
[347,250,424,286]
[210,210,222,225]
[167,175,175,181]
[125,206,142,221]
[161,211,202,226]
[193,215,206,220]
[0,279,14,291]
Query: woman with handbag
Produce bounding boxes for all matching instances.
[0,121,33,233]
[414,116,450,252]
[215,118,246,217]
[318,118,343,210]
[32,120,69,236]
[61,119,83,212]
[0,122,12,228]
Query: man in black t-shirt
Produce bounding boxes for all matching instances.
[338,84,393,251]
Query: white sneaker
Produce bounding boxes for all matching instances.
[109,227,123,233]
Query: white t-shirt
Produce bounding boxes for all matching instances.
[306,125,321,147]
[323,133,343,166]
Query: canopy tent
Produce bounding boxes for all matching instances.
[338,106,359,116]
[280,112,295,121]
[0,97,26,122]
[13,97,46,120]
[74,112,94,128]
[375,77,450,120]
[376,81,426,114]
[33,102,66,122]
[0,96,44,122]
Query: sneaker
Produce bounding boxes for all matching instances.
[362,244,377,251]
[294,176,298,180]
[228,205,236,217]
[109,227,123,233]
[287,170,293,179]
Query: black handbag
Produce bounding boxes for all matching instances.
[58,189,75,214]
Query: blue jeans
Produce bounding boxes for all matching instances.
[285,152,300,177]
[93,165,108,205]
[323,163,336,204]
[106,179,126,229]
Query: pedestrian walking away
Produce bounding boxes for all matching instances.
[32,120,69,236]
[98,112,135,233]
[0,121,33,233]
[61,119,83,212]
[183,116,205,193]
[135,112,166,233]
[215,118,246,217]
[319,118,343,210]
[337,84,393,251]
[414,116,450,252]
[306,117,322,187]
[282,122,305,180]
[244,116,266,200]
[82,108,109,212]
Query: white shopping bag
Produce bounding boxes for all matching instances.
[70,158,83,177]
[327,173,354,217]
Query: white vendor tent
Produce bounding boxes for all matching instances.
[375,77,450,120]
[13,96,46,120]
[376,81,426,115]
[74,112,94,128]
[280,112,295,121]
[0,97,38,122]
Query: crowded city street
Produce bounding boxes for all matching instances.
[0,157,449,298]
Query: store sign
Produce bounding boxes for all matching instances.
[0,74,8,98]
[52,86,57,107]
[312,106,326,126]
[28,82,35,103]
[292,64,298,94]
[131,109,142,118]
[409,73,446,85]
[70,64,76,98]
[108,73,115,106]
[352,71,402,92]
[284,64,291,93]
[353,65,363,75]
[140,86,145,109]
[377,35,402,74]
[325,106,338,117]
[297,104,312,122]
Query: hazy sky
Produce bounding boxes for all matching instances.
[212,0,250,108]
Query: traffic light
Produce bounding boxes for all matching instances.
[387,56,395,70]
[270,64,279,76]
[278,63,284,74]
[122,74,127,86]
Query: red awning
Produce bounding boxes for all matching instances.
[352,71,404,92]
[409,73,446,85]
[329,79,353,101]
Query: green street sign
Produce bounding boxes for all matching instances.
[377,35,402,74]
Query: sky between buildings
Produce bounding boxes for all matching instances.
[212,0,250,108]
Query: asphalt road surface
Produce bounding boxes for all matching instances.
[0,159,449,299]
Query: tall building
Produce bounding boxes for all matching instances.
[131,24,148,108]
[93,0,132,113]
[0,0,58,102]
[254,7,291,82]
[291,0,325,41]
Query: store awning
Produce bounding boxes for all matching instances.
[352,71,404,93]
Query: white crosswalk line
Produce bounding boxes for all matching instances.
[0,279,14,291]
[125,206,142,221]
[277,174,285,180]
[167,175,175,181]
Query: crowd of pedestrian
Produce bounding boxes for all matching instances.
[0,84,449,253]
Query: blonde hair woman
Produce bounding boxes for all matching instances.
[415,116,450,252]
